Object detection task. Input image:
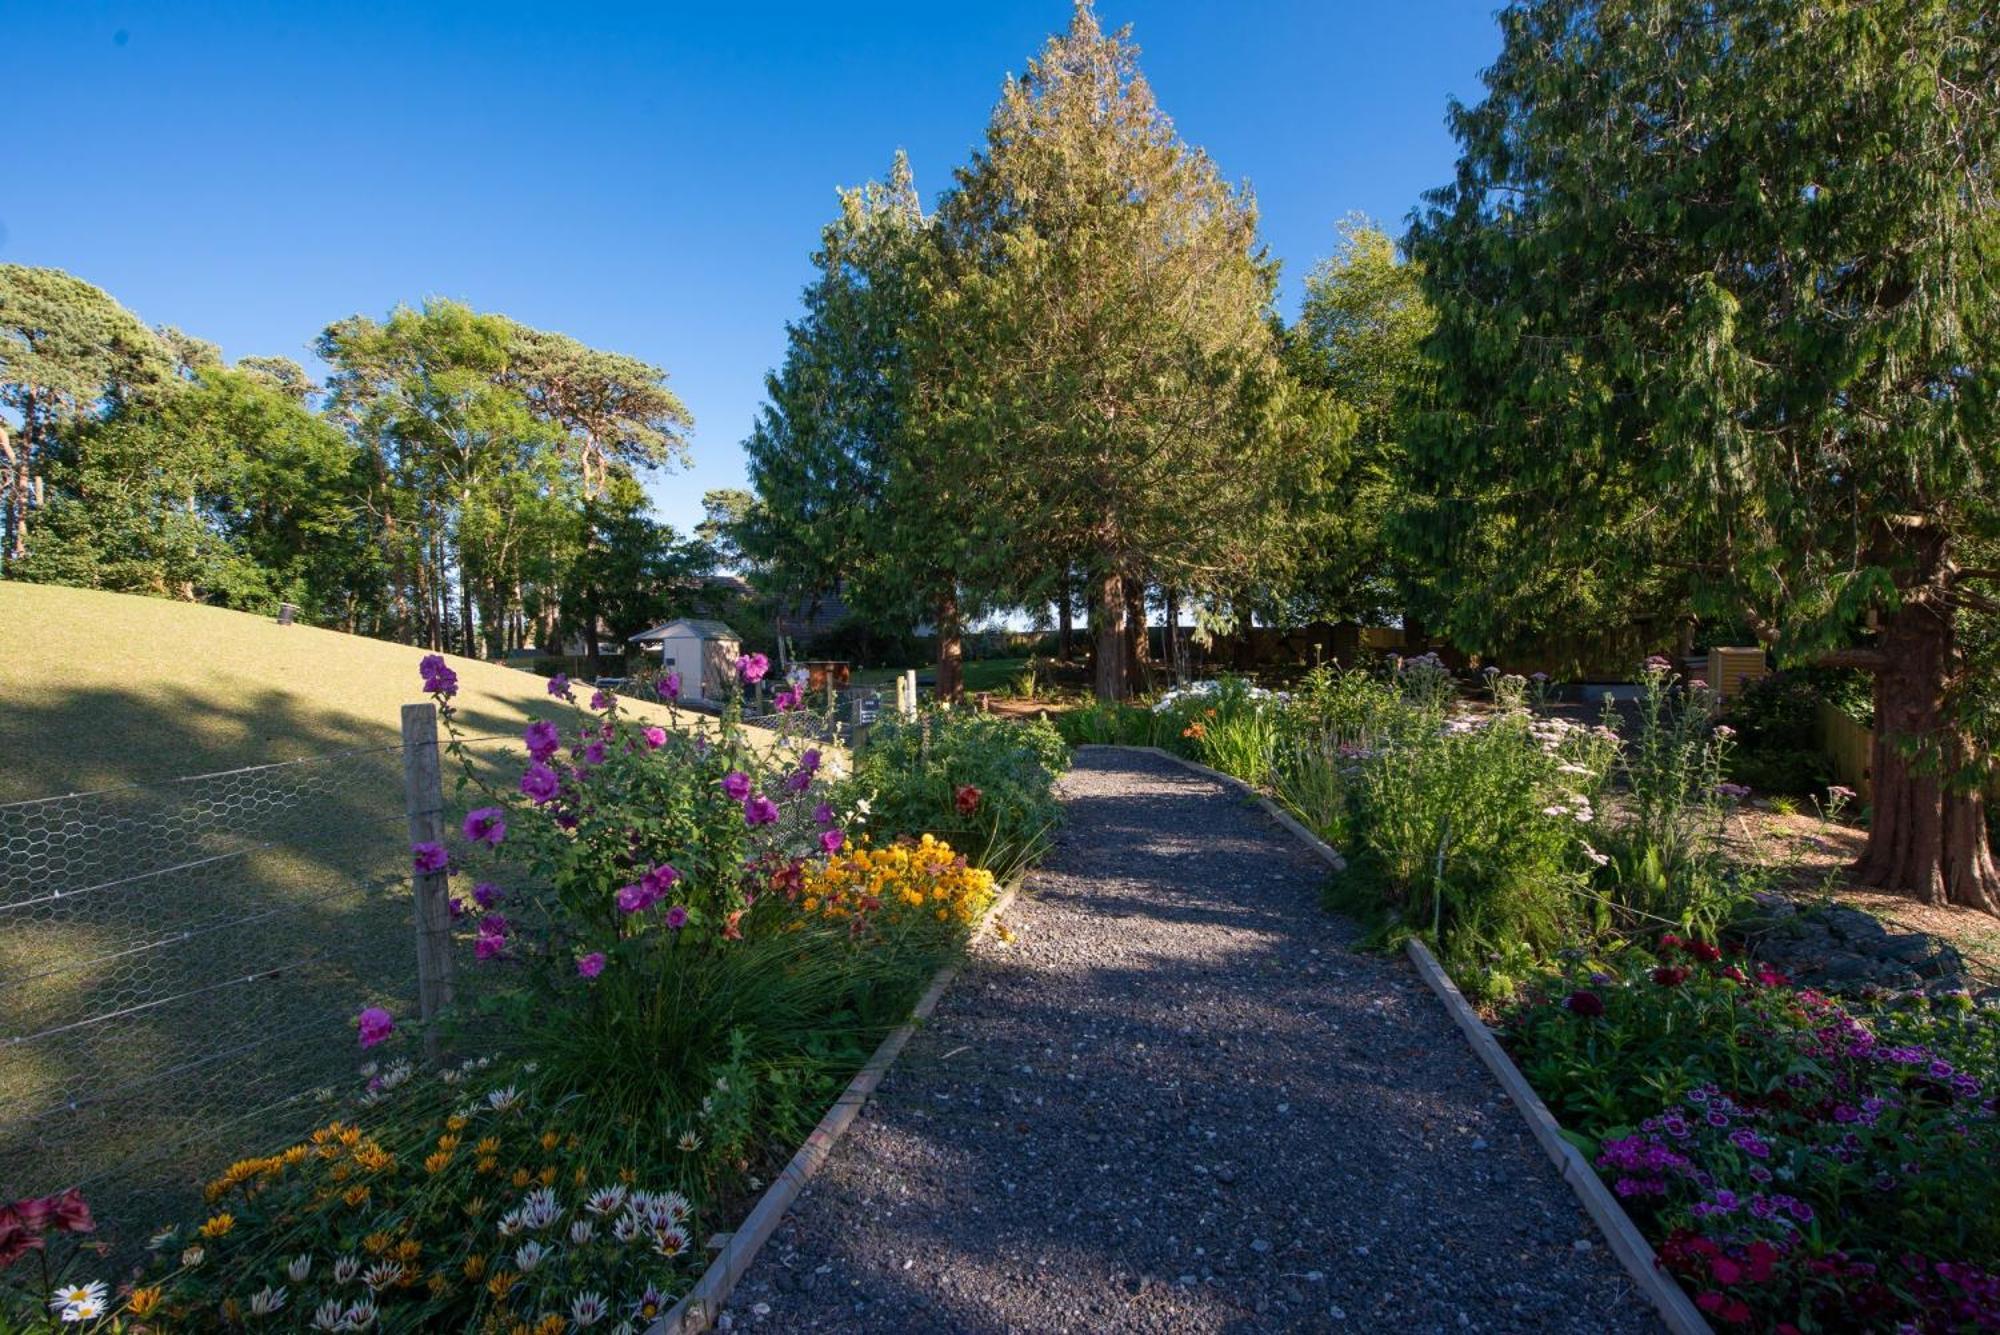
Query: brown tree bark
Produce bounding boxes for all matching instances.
[1163,587,1180,681]
[936,587,968,703]
[1851,597,2000,914]
[1057,575,1074,662]
[1093,569,1129,702]
[1124,576,1149,697]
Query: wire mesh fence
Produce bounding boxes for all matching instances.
[0,732,512,1252]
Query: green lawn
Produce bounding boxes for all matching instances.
[0,582,712,803]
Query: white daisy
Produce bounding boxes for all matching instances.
[332,1254,360,1285]
[249,1284,287,1316]
[310,1300,347,1331]
[342,1298,379,1328]
[569,1219,595,1246]
[362,1260,402,1291]
[487,1086,521,1112]
[653,1224,691,1259]
[514,1240,549,1273]
[61,1297,103,1323]
[585,1185,628,1216]
[571,1291,609,1327]
[50,1282,106,1313]
[287,1254,313,1282]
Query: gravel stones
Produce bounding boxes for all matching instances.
[722,748,1658,1333]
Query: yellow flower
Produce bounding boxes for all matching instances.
[463,1253,488,1281]
[538,1165,558,1187]
[539,1131,559,1151]
[127,1287,163,1317]
[362,1231,394,1256]
[198,1213,235,1239]
[487,1270,517,1300]
[511,1168,532,1188]
[395,1239,423,1264]
[446,1114,468,1132]
[425,1151,453,1175]
[221,1297,242,1323]
[475,1137,501,1156]
[476,1156,499,1176]
[534,1315,569,1335]
[343,1185,371,1209]
[436,1133,461,1153]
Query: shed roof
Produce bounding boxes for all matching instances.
[629,618,740,643]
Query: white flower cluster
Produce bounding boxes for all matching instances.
[1150,679,1287,714]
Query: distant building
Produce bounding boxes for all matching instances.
[627,618,741,703]
[774,583,852,642]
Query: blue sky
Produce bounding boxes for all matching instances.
[6,2,1501,537]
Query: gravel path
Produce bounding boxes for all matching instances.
[722,747,1659,1333]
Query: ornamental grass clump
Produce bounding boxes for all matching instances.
[1506,942,1999,1331]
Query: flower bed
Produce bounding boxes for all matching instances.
[2,656,1055,1331]
[1506,941,2000,1331]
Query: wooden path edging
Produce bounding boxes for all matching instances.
[644,878,1022,1335]
[1094,744,1707,1333]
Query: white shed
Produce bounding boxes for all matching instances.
[628,618,741,703]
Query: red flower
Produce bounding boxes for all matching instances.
[954,784,983,817]
[1721,965,1748,983]
[46,1188,92,1234]
[1564,989,1606,1017]
[1755,966,1790,987]
[0,1206,44,1268]
[1660,932,1684,951]
[1652,965,1691,987]
[1687,940,1722,963]
[1712,1256,1744,1285]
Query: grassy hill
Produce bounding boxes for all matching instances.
[0,583,700,802]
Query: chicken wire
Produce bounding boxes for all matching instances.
[0,743,436,1246]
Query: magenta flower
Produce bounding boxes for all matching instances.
[642,726,666,749]
[576,952,606,979]
[660,671,681,700]
[616,883,655,914]
[743,794,780,826]
[774,688,800,713]
[474,933,505,961]
[411,841,448,874]
[721,771,752,801]
[418,654,459,698]
[784,768,812,794]
[473,881,503,909]
[664,904,690,931]
[819,829,845,854]
[548,672,572,699]
[642,863,681,895]
[800,748,823,773]
[582,741,608,767]
[590,689,614,711]
[357,1006,394,1048]
[462,806,507,847]
[519,762,560,804]
[523,720,561,761]
[813,801,836,827]
[736,652,770,685]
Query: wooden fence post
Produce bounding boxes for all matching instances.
[401,703,454,1066]
[903,669,918,719]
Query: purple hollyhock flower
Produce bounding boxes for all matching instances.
[523,719,561,761]
[462,806,507,847]
[660,671,681,700]
[785,768,812,794]
[643,863,681,895]
[813,801,836,827]
[663,904,690,931]
[357,1006,394,1048]
[418,653,459,698]
[576,952,606,979]
[743,794,780,826]
[519,762,560,804]
[548,672,573,700]
[736,652,769,685]
[800,748,823,773]
[819,828,845,854]
[473,880,504,909]
[721,771,752,801]
[582,740,608,767]
[773,687,800,713]
[615,883,654,914]
[590,688,614,711]
[412,841,448,874]
[642,726,667,750]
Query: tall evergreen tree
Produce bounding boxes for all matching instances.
[931,3,1303,700]
[1405,0,2000,910]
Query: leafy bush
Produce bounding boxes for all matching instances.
[1506,944,2000,1331]
[1723,672,1839,795]
[1055,700,1178,748]
[844,709,1065,881]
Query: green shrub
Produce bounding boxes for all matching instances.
[845,709,1065,881]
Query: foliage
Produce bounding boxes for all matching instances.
[119,1063,702,1332]
[1506,945,2000,1331]
[842,710,1065,882]
[1401,0,2000,908]
[1723,672,1844,796]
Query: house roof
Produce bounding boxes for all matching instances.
[629,618,740,643]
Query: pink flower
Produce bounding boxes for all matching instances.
[412,841,448,874]
[590,689,614,711]
[642,726,667,750]
[616,883,655,914]
[462,806,507,847]
[736,652,770,685]
[743,794,780,826]
[721,770,752,801]
[774,688,800,713]
[722,909,744,941]
[576,952,606,979]
[523,719,561,761]
[520,762,560,804]
[357,1006,394,1048]
[664,905,690,931]
[819,829,845,854]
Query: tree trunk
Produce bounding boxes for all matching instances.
[1057,575,1074,662]
[1124,577,1148,697]
[1404,609,1428,655]
[1852,598,2000,914]
[6,398,40,565]
[935,588,964,704]
[1094,569,1129,702]
[1164,587,1180,682]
